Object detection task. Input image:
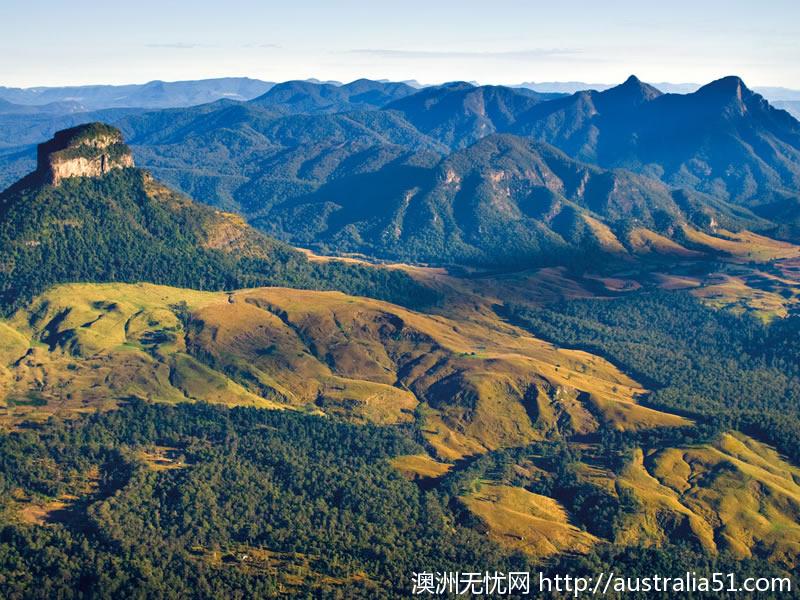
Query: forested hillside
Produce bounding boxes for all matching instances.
[4,76,799,264]
[505,291,800,464]
[1,77,799,598]
[0,401,789,598]
[0,125,437,313]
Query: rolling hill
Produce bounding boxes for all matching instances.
[248,78,418,114]
[1,114,800,594]
[0,281,686,451]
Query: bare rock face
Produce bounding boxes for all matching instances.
[37,123,135,185]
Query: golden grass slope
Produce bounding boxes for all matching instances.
[614,433,800,567]
[2,282,799,566]
[681,226,800,262]
[627,228,702,257]
[462,483,597,559]
[0,283,279,424]
[0,283,685,455]
[390,454,452,481]
[446,428,800,566]
[194,287,686,455]
[452,430,800,566]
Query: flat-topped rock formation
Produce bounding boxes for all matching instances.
[37,122,134,185]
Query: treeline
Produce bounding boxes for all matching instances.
[0,169,439,315]
[504,290,800,464]
[439,441,634,540]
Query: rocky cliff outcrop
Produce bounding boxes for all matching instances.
[37,123,134,185]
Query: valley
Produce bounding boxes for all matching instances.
[1,73,800,597]
[2,269,799,570]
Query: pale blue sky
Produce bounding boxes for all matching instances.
[1,0,798,88]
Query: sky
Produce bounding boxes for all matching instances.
[1,0,799,88]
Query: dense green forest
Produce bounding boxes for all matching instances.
[0,169,438,314]
[0,402,520,598]
[0,401,788,599]
[504,291,800,464]
[0,106,798,597]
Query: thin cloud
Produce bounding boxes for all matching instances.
[347,48,584,60]
[145,42,280,50]
[240,43,282,48]
[144,43,218,49]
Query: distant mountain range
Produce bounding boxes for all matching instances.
[515,76,800,210]
[516,81,800,100]
[2,95,800,596]
[384,83,562,148]
[249,79,419,114]
[515,81,698,95]
[774,100,800,120]
[516,81,800,124]
[1,76,799,266]
[257,133,769,265]
[0,97,90,115]
[0,77,274,109]
[4,76,798,111]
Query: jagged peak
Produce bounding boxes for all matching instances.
[601,75,663,104]
[690,76,759,118]
[695,75,752,98]
[36,123,134,186]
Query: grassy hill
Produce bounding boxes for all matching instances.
[1,111,800,594]
[0,282,684,452]
[2,281,800,575]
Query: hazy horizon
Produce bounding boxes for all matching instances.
[1,75,798,97]
[2,0,798,88]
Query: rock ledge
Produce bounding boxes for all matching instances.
[37,123,134,185]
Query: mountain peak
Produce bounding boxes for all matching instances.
[601,75,663,104]
[692,76,758,118]
[439,81,476,91]
[37,123,134,186]
[696,75,751,98]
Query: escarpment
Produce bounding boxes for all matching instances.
[36,122,134,185]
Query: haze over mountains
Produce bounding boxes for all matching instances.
[0,77,274,109]
[249,79,419,113]
[518,80,800,100]
[1,75,800,265]
[3,76,798,109]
